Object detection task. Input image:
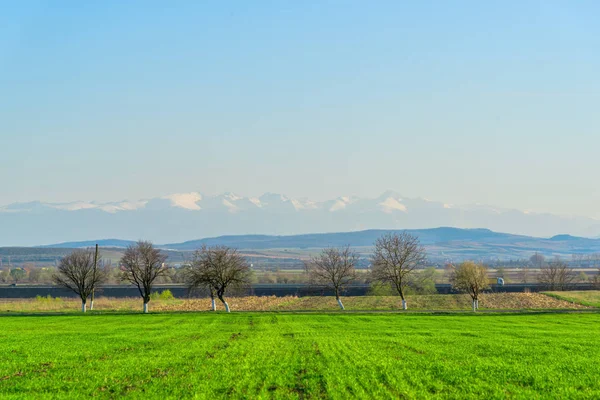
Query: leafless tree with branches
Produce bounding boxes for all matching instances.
[185,245,251,312]
[184,247,219,311]
[592,269,600,289]
[371,232,427,310]
[449,261,489,311]
[120,241,168,313]
[53,249,107,312]
[538,257,576,291]
[305,246,358,310]
[529,252,546,269]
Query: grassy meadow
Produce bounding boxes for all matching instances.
[1,312,600,399]
[544,291,600,308]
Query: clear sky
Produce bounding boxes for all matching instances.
[1,1,599,217]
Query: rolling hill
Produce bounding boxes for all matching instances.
[34,227,600,262]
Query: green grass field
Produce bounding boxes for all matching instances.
[1,313,600,399]
[545,291,600,308]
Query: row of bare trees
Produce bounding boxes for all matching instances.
[305,232,428,310]
[53,233,429,313]
[182,232,431,312]
[53,241,170,313]
[51,234,588,314]
[53,241,251,313]
[446,258,583,311]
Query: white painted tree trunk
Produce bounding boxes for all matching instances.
[337,298,345,310]
[211,298,216,311]
[90,301,94,311]
[402,299,407,310]
[143,302,149,313]
[81,302,86,313]
[472,299,476,312]
[224,302,230,313]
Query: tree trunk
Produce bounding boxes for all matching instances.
[81,301,86,313]
[472,298,476,312]
[217,293,230,312]
[475,299,479,310]
[210,289,217,311]
[90,300,94,311]
[143,302,149,313]
[398,287,407,310]
[336,296,345,310]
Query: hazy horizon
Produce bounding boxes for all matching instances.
[2,2,599,219]
[2,188,599,221]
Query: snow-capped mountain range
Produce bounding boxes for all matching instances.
[1,191,599,246]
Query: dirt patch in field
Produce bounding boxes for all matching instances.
[150,293,591,312]
[0,293,590,313]
[267,293,590,311]
[152,296,297,312]
[479,293,589,310]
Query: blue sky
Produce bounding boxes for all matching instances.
[1,1,599,217]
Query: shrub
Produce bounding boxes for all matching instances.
[367,282,396,296]
[150,290,175,301]
[35,294,55,302]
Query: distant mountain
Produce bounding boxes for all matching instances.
[162,227,600,261]
[162,228,514,250]
[43,239,136,249]
[36,227,600,262]
[1,191,600,246]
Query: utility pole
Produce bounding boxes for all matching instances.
[91,244,99,310]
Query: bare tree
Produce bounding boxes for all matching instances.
[538,258,575,291]
[120,241,168,313]
[305,246,358,310]
[592,268,600,289]
[184,247,219,311]
[590,254,600,270]
[185,246,251,312]
[449,261,489,311]
[530,252,546,269]
[53,249,107,312]
[371,232,427,310]
[520,264,530,284]
[584,255,600,289]
[90,244,99,310]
